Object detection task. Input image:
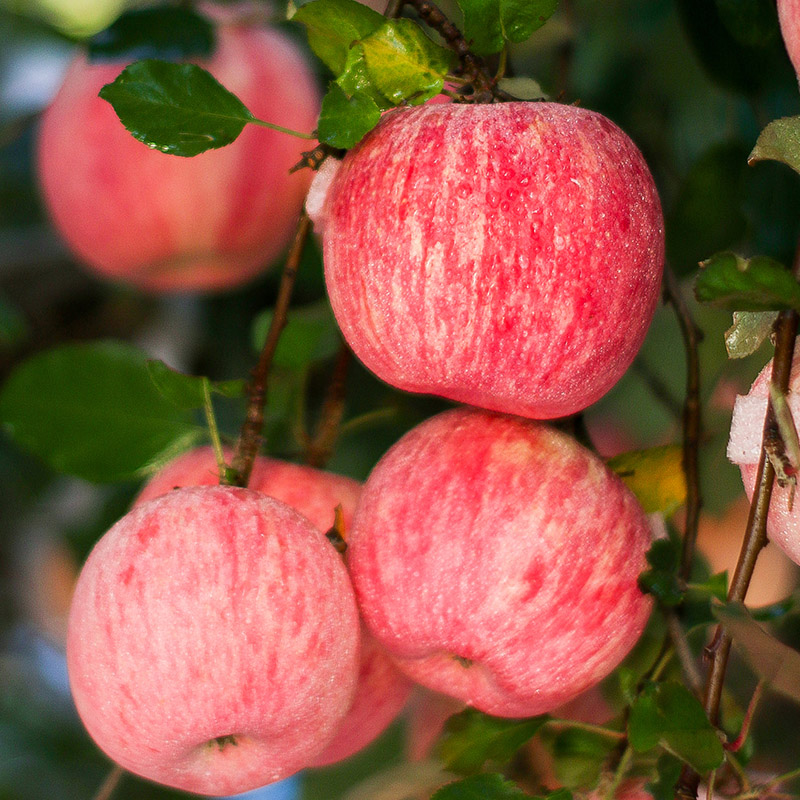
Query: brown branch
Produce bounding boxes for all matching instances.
[303,340,352,468]
[228,213,311,487]
[662,264,703,583]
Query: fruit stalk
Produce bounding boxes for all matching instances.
[230,212,311,487]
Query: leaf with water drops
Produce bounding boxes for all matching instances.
[99,59,255,157]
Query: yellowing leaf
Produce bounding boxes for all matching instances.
[607,445,687,515]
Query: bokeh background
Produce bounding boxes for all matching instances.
[3,0,800,798]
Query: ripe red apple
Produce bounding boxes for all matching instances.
[778,0,800,77]
[311,102,664,419]
[135,446,414,766]
[727,344,800,568]
[67,486,360,795]
[346,408,653,718]
[37,14,319,292]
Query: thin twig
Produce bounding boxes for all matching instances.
[229,213,311,487]
[662,264,703,583]
[92,765,124,800]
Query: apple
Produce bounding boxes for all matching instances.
[727,343,800,568]
[37,13,319,292]
[66,485,360,795]
[778,0,800,78]
[311,102,664,420]
[135,446,414,767]
[346,407,653,718]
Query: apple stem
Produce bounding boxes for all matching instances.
[677,239,800,800]
[201,376,228,480]
[91,764,125,800]
[228,213,311,488]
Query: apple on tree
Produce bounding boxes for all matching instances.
[134,445,414,768]
[346,407,653,718]
[778,0,800,78]
[66,485,361,795]
[310,101,665,420]
[37,9,320,292]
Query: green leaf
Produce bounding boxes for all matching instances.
[629,681,724,772]
[99,59,254,157]
[457,0,558,55]
[724,310,777,358]
[546,727,618,789]
[607,444,686,515]
[638,539,683,607]
[317,82,382,149]
[292,0,385,75]
[666,142,749,275]
[715,0,779,48]
[437,708,549,776]
[252,301,342,371]
[749,116,800,177]
[0,341,201,482]
[694,252,800,312]
[0,296,28,351]
[360,19,454,104]
[337,44,393,110]
[714,601,800,702]
[431,774,539,800]
[646,753,683,800]
[88,7,215,63]
[146,360,245,410]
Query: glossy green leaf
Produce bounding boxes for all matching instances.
[431,774,542,800]
[317,83,382,149]
[725,310,777,358]
[0,341,201,482]
[360,19,454,104]
[714,602,800,702]
[715,0,779,47]
[252,301,342,371]
[337,45,393,110]
[749,116,800,177]
[629,681,724,772]
[88,7,215,63]
[695,252,800,312]
[457,0,558,55]
[607,444,686,515]
[666,142,749,275]
[146,360,245,410]
[437,708,549,775]
[99,59,254,157]
[638,539,682,607]
[292,0,385,75]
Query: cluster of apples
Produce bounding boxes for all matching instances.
[53,5,672,799]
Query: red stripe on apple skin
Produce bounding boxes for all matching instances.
[321,102,664,420]
[347,408,653,719]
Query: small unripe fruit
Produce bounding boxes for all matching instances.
[313,102,664,419]
[67,486,360,795]
[37,17,319,292]
[347,408,653,718]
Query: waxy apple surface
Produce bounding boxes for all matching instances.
[67,486,360,795]
[135,446,413,767]
[727,343,800,567]
[37,18,319,292]
[315,102,664,419]
[347,408,653,717]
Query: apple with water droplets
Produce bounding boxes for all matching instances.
[310,102,664,419]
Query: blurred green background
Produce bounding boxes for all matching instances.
[2,0,800,798]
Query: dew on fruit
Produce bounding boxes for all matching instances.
[554,234,565,251]
[500,200,511,212]
[457,182,472,198]
[486,191,500,208]
[500,168,515,180]
[519,175,530,187]
[506,188,519,201]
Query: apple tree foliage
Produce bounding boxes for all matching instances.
[3,0,800,799]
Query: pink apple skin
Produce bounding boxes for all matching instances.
[67,486,360,795]
[37,18,319,293]
[778,0,800,78]
[135,446,414,766]
[316,102,664,419]
[727,343,800,567]
[347,408,653,718]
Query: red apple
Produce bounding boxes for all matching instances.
[778,0,800,77]
[727,343,800,568]
[67,486,360,795]
[135,446,414,767]
[312,102,664,419]
[37,14,319,292]
[346,407,653,718]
